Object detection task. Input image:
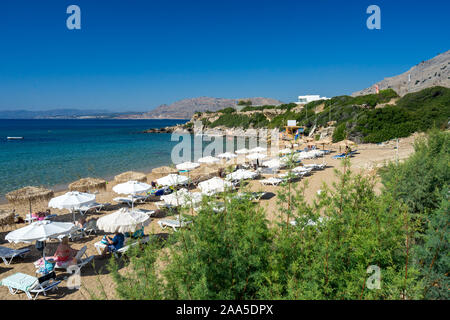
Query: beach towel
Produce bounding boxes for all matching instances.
[0,272,38,292]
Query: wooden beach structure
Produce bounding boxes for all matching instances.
[69,177,107,193]
[5,186,54,215]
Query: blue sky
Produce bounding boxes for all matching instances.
[0,0,448,112]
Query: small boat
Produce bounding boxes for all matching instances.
[6,137,24,140]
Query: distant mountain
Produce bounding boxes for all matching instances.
[353,50,450,97]
[117,97,284,119]
[0,109,113,119]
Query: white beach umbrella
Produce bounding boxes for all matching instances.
[113,180,151,211]
[198,177,233,196]
[226,169,258,181]
[113,180,151,195]
[48,191,96,222]
[263,158,283,168]
[156,174,190,187]
[197,156,220,164]
[5,220,76,244]
[48,191,96,211]
[176,161,200,171]
[97,208,150,233]
[246,153,268,160]
[235,148,250,154]
[161,188,202,207]
[249,146,267,153]
[217,152,237,159]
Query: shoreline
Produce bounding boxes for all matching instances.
[0,162,168,205]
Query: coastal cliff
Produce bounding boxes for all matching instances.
[143,86,450,144]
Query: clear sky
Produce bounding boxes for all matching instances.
[0,0,448,112]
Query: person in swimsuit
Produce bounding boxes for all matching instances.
[34,237,77,268]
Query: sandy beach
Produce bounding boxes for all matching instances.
[0,134,418,300]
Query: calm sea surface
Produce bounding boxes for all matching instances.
[0,119,188,198]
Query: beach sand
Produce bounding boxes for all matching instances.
[0,134,418,300]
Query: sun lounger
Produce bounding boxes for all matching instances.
[76,202,110,215]
[259,178,283,186]
[94,236,150,256]
[333,150,357,159]
[0,246,31,265]
[234,192,268,201]
[278,171,305,182]
[53,246,94,272]
[154,201,174,210]
[113,197,135,207]
[134,209,156,217]
[157,218,192,232]
[83,218,99,236]
[56,226,86,241]
[25,214,57,224]
[303,163,326,170]
[0,271,61,300]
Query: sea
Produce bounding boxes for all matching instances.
[0,119,189,200]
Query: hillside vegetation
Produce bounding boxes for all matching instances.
[108,131,449,299]
[190,86,450,143]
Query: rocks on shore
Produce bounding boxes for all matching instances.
[142,125,192,134]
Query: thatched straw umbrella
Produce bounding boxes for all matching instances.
[69,177,107,193]
[151,166,178,175]
[333,139,356,152]
[114,171,147,183]
[189,166,218,181]
[338,139,356,147]
[6,186,54,215]
[316,139,332,150]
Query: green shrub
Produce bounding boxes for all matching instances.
[380,130,450,300]
[210,112,268,129]
[332,122,347,142]
[108,162,422,299]
[217,107,236,114]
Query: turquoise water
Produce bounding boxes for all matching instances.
[0,119,188,198]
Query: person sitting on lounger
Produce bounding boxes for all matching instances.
[35,237,77,268]
[75,217,86,229]
[101,231,125,257]
[345,145,352,156]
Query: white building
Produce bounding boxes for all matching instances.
[296,95,330,105]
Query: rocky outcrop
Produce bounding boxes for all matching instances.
[353,50,450,97]
[142,125,192,134]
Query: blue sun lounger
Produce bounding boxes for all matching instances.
[0,246,31,265]
[332,150,358,159]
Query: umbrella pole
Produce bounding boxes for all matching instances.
[29,199,32,215]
